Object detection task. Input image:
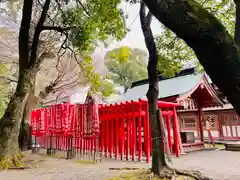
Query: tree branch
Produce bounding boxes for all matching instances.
[146,11,153,26]
[76,0,90,17]
[41,26,74,32]
[18,0,33,70]
[28,0,51,69]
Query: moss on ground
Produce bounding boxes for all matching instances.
[204,143,225,149]
[106,170,195,180]
[0,153,25,169]
[75,160,95,165]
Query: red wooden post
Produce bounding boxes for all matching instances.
[79,104,83,152]
[145,102,150,163]
[31,110,37,136]
[143,104,147,157]
[100,110,105,153]
[120,102,125,160]
[58,106,62,150]
[137,101,142,161]
[83,138,87,154]
[83,104,86,154]
[173,107,180,157]
[79,104,82,152]
[51,106,56,149]
[88,138,91,152]
[115,103,119,159]
[140,100,150,163]
[166,113,172,153]
[91,138,94,152]
[59,104,65,149]
[98,105,102,151]
[131,101,136,161]
[129,102,134,161]
[125,102,130,161]
[218,114,223,138]
[198,107,204,142]
[75,105,78,150]
[105,107,109,157]
[109,105,114,158]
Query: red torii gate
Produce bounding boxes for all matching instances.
[98,99,182,162]
[31,99,182,163]
[140,99,182,157]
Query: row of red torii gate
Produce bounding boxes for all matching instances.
[31,98,183,163]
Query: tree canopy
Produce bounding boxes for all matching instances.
[154,0,235,75]
[104,46,148,92]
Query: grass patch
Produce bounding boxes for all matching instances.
[204,143,225,149]
[106,170,195,180]
[48,153,65,159]
[75,160,95,165]
[36,153,65,159]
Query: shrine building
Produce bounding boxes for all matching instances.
[120,67,240,148]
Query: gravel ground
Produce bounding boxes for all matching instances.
[171,150,240,180]
[0,150,240,180]
[0,158,125,180]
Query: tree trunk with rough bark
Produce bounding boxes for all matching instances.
[18,86,38,150]
[0,0,51,167]
[0,70,35,167]
[140,2,167,175]
[142,0,240,115]
[18,82,55,150]
[19,103,30,151]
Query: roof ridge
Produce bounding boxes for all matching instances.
[131,67,199,88]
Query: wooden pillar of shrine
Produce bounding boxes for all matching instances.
[198,107,204,142]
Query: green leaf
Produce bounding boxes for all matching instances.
[62,0,127,54]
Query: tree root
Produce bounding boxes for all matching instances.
[0,153,24,169]
[173,169,213,180]
[154,166,213,180]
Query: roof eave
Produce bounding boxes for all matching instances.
[202,74,225,107]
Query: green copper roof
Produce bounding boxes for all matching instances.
[120,74,203,101]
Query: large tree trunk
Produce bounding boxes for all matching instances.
[18,87,38,151]
[0,69,35,167]
[19,102,30,151]
[18,82,55,150]
[0,0,51,167]
[140,2,167,175]
[142,0,240,115]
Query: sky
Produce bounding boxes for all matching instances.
[94,3,164,57]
